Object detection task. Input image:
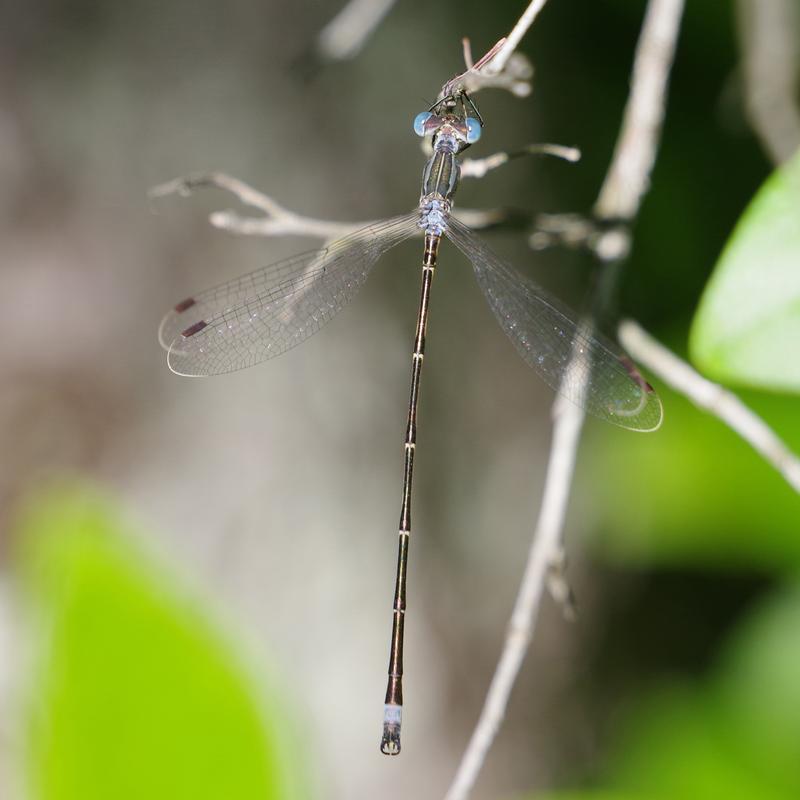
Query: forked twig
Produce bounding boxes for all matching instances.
[443,2,685,798]
[149,171,520,240]
[149,172,358,241]
[441,0,550,101]
[440,37,534,100]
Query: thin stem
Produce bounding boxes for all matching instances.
[619,320,800,493]
[149,172,356,240]
[443,1,685,798]
[316,0,397,61]
[439,32,534,100]
[460,143,580,179]
[150,171,516,240]
[594,0,685,220]
[736,0,800,165]
[487,0,550,75]
[443,376,585,800]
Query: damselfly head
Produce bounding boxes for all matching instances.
[412,109,482,150]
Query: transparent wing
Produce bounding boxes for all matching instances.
[445,216,663,432]
[160,213,420,377]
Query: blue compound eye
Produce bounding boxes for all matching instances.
[465,117,482,144]
[413,111,433,137]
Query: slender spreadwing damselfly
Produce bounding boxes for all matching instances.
[158,92,662,756]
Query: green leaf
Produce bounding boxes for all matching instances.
[610,686,794,800]
[607,585,800,800]
[581,378,800,571]
[534,793,645,800]
[690,147,800,392]
[17,487,305,800]
[551,585,800,799]
[715,584,800,784]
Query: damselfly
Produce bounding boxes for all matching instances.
[159,93,662,756]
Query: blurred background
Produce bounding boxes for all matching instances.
[1,0,799,798]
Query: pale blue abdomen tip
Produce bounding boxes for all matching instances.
[380,703,402,755]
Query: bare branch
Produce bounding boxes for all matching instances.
[594,0,685,221]
[460,143,580,179]
[205,209,356,239]
[452,208,516,230]
[439,0,550,102]
[151,172,284,216]
[526,0,683,257]
[316,0,398,61]
[150,172,364,241]
[442,49,534,100]
[461,37,476,71]
[442,2,553,103]
[149,171,514,241]
[487,0,549,75]
[619,320,800,493]
[529,213,632,262]
[737,0,800,165]
[444,377,586,800]
[443,2,685,798]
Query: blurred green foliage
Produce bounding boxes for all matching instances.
[582,381,800,570]
[538,583,800,800]
[16,487,304,800]
[690,148,800,392]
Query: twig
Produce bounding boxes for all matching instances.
[619,320,800,492]
[527,0,684,256]
[443,367,585,800]
[528,212,633,262]
[153,0,560,246]
[442,46,534,100]
[460,143,581,179]
[149,171,516,240]
[594,0,686,220]
[736,0,800,165]
[438,1,549,100]
[204,209,354,239]
[440,30,535,101]
[316,0,398,61]
[149,172,358,240]
[443,2,685,798]
[486,0,549,75]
